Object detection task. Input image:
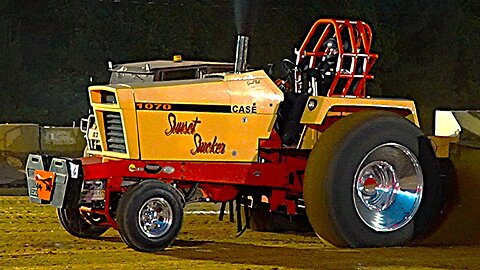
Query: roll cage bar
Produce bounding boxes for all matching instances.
[294,19,378,97]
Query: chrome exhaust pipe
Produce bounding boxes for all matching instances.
[234,35,249,73]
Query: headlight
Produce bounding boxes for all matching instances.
[307,99,318,111]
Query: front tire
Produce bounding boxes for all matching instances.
[304,110,441,247]
[57,208,108,239]
[117,180,184,252]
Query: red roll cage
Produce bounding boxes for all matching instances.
[294,18,378,97]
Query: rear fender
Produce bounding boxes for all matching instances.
[298,96,418,149]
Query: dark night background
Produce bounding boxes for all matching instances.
[1,0,479,133]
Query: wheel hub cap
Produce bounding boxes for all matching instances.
[353,143,423,232]
[138,197,173,238]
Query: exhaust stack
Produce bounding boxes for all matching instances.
[233,0,258,73]
[234,35,249,73]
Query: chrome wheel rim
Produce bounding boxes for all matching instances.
[138,197,173,238]
[353,143,423,232]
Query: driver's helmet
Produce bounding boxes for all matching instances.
[323,37,338,56]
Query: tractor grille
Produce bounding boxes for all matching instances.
[103,112,126,153]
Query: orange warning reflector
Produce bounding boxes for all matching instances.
[34,170,56,201]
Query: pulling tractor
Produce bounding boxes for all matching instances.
[26,18,461,251]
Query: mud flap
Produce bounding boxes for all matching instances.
[26,154,83,208]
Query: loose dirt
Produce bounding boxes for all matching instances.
[1,196,480,269]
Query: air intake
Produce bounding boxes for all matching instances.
[103,112,126,153]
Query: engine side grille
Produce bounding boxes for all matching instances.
[103,112,126,153]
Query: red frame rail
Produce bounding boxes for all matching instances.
[77,155,307,228]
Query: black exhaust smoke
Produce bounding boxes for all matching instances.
[233,0,258,73]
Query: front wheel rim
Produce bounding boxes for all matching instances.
[138,197,173,238]
[353,143,423,232]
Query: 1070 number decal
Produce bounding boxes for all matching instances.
[136,103,172,111]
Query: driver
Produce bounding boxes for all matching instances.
[276,38,339,145]
[315,37,339,95]
[320,37,339,76]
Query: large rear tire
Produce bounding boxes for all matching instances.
[57,208,109,239]
[117,180,184,252]
[304,110,441,247]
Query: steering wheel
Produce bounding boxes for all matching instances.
[281,58,311,93]
[281,59,297,75]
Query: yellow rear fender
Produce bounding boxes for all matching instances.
[298,96,419,149]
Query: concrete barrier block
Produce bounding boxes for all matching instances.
[40,127,86,157]
[0,124,40,153]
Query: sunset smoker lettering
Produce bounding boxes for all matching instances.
[191,134,226,155]
[164,113,226,155]
[165,113,201,136]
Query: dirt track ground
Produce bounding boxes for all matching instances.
[1,196,480,269]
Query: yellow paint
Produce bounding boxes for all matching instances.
[301,96,419,126]
[89,85,139,159]
[88,69,422,161]
[298,127,320,150]
[429,135,459,158]
[137,111,274,161]
[296,96,419,150]
[88,70,282,162]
